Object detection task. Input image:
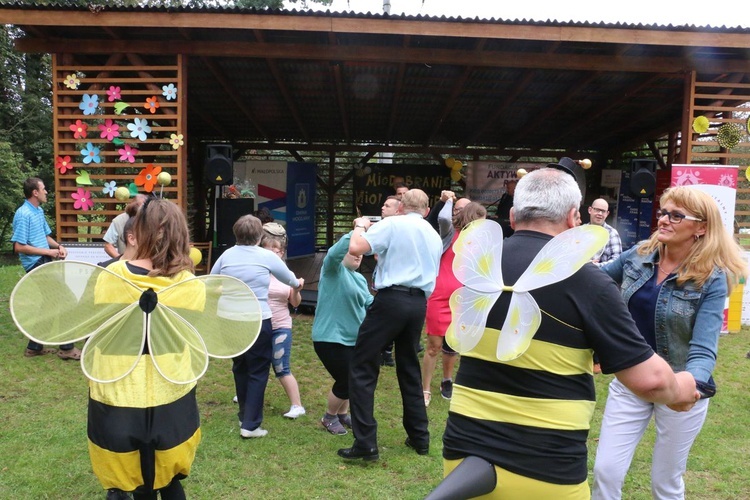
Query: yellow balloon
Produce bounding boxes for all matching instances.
[516,168,528,178]
[157,172,172,186]
[451,160,463,171]
[445,157,455,168]
[189,247,203,267]
[580,159,592,170]
[450,170,462,182]
[115,186,130,202]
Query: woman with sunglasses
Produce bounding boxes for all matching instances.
[592,186,746,499]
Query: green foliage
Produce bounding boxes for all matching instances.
[0,142,26,248]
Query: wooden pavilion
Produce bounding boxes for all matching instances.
[2,3,750,253]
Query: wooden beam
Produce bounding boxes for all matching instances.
[386,35,410,144]
[5,10,750,49]
[16,38,750,74]
[328,32,350,143]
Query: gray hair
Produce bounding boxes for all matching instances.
[513,168,581,225]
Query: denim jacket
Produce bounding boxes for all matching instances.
[602,245,726,383]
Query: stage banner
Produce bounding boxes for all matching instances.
[671,164,737,234]
[353,164,450,217]
[466,162,542,205]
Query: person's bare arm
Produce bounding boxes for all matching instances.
[348,217,372,256]
[103,242,119,258]
[615,353,699,411]
[13,241,60,259]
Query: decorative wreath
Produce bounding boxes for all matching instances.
[716,123,742,149]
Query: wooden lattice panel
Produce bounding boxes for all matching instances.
[52,54,186,242]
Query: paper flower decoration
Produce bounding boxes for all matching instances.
[71,188,94,211]
[112,138,125,146]
[63,74,80,90]
[127,118,151,141]
[145,97,160,114]
[102,181,117,198]
[55,155,73,174]
[118,144,138,163]
[717,123,742,149]
[692,116,710,134]
[114,102,130,115]
[169,133,184,150]
[76,170,93,185]
[98,119,120,141]
[69,119,88,139]
[162,83,177,100]
[79,94,99,116]
[128,183,139,196]
[81,143,101,164]
[135,164,162,193]
[747,116,750,135]
[106,86,121,102]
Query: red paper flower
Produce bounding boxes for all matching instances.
[71,187,94,210]
[55,155,73,174]
[69,119,88,139]
[135,163,162,193]
[98,119,120,141]
[145,96,160,114]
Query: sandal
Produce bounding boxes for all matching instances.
[321,416,348,435]
[57,347,82,361]
[24,347,57,357]
[423,391,432,408]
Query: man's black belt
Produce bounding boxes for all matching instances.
[384,285,425,296]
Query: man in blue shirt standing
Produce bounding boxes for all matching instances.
[11,177,80,360]
[338,189,442,461]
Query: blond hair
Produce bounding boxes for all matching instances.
[400,189,429,213]
[638,186,747,292]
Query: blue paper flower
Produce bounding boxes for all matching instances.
[79,94,99,116]
[102,181,117,197]
[81,142,101,164]
[162,83,177,101]
[127,117,151,142]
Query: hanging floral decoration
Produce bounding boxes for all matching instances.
[145,96,160,114]
[102,181,117,198]
[114,102,130,115]
[64,74,80,90]
[106,86,122,102]
[162,83,177,100]
[746,116,750,135]
[55,155,73,174]
[135,164,162,193]
[75,170,93,186]
[72,188,94,211]
[69,119,88,139]
[118,144,139,163]
[717,123,742,149]
[692,116,709,134]
[79,94,99,116]
[81,142,101,164]
[127,117,151,141]
[169,133,184,150]
[98,119,120,141]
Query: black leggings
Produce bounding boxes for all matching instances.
[132,479,185,500]
[314,341,353,400]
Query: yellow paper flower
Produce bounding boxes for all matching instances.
[64,73,80,90]
[169,133,184,150]
[745,166,750,183]
[717,123,742,149]
[692,116,709,134]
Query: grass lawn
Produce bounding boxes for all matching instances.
[0,262,748,499]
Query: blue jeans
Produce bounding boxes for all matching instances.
[271,327,293,378]
[233,319,273,431]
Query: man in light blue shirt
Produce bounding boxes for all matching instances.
[338,189,442,461]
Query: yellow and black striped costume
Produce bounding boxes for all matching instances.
[442,231,653,496]
[89,261,205,494]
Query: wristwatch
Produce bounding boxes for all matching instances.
[355,224,367,229]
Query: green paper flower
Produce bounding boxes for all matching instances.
[692,116,709,134]
[717,123,742,149]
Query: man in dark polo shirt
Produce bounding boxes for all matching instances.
[338,189,442,461]
[431,167,699,498]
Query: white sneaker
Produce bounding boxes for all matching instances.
[283,405,306,419]
[240,427,268,438]
[232,395,238,403]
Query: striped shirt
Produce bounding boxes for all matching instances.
[11,200,51,271]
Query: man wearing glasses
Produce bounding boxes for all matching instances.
[588,198,622,265]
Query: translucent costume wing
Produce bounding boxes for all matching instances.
[446,220,505,353]
[10,261,262,384]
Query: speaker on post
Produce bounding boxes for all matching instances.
[630,159,657,198]
[205,144,233,185]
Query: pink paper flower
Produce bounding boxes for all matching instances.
[98,119,120,141]
[106,86,121,102]
[69,119,88,139]
[55,155,73,174]
[118,144,139,163]
[71,187,94,210]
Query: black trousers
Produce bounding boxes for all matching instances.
[348,288,430,450]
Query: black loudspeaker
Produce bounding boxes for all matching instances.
[216,198,255,246]
[630,159,657,198]
[205,144,233,185]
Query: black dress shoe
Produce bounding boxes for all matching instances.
[337,446,379,461]
[405,437,429,455]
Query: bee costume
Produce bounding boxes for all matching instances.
[10,260,262,495]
